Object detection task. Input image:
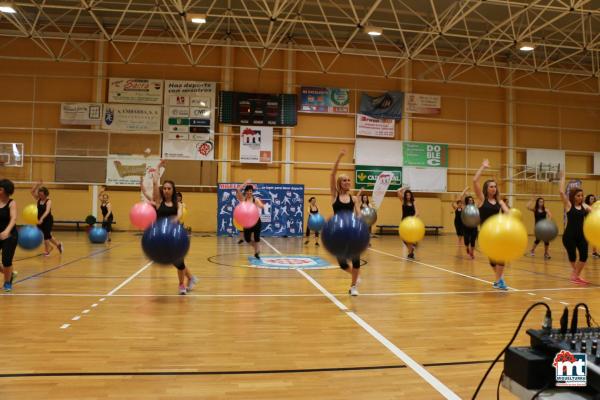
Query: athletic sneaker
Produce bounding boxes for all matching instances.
[529,251,535,257]
[407,252,415,260]
[57,243,64,253]
[349,286,359,296]
[493,280,508,290]
[3,282,11,292]
[544,254,551,260]
[254,253,260,260]
[178,284,187,295]
[571,276,590,285]
[237,239,244,244]
[187,276,198,291]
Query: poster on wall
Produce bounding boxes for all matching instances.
[355,138,403,166]
[219,91,297,126]
[404,93,441,114]
[102,104,161,132]
[108,78,164,104]
[356,114,395,138]
[359,91,404,120]
[106,155,161,186]
[402,142,448,167]
[355,165,402,190]
[299,87,350,113]
[217,183,304,237]
[595,153,600,175]
[162,81,216,160]
[402,167,447,192]
[240,126,273,163]
[60,103,103,125]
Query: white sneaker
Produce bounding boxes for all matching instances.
[178,284,187,295]
[349,286,359,296]
[187,276,198,291]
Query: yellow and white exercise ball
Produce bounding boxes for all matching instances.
[398,217,425,244]
[584,210,600,249]
[509,208,522,220]
[478,214,528,263]
[592,201,600,212]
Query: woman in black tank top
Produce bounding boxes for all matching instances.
[0,179,18,292]
[526,196,553,259]
[151,176,197,295]
[98,190,114,242]
[473,159,510,290]
[331,149,362,296]
[236,180,265,259]
[305,196,320,246]
[559,171,592,284]
[31,182,63,256]
[397,187,419,259]
[451,187,469,245]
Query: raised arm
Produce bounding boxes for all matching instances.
[151,172,161,205]
[330,149,346,201]
[453,187,468,210]
[526,195,535,211]
[473,159,490,205]
[559,169,571,211]
[237,179,251,202]
[31,182,41,200]
[397,187,407,204]
[140,177,153,202]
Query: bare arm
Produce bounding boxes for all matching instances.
[255,197,265,209]
[498,199,510,214]
[472,159,490,206]
[237,179,251,202]
[151,173,161,204]
[140,177,153,202]
[31,182,41,200]
[397,187,407,204]
[105,202,112,219]
[330,149,345,201]
[0,200,17,240]
[526,196,535,211]
[175,202,182,221]
[559,170,570,211]
[546,208,552,219]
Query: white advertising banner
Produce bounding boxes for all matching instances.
[240,126,273,163]
[108,78,164,104]
[162,81,216,160]
[356,113,395,138]
[354,138,403,167]
[404,93,441,114]
[106,155,161,186]
[102,104,161,132]
[402,167,447,192]
[60,103,103,125]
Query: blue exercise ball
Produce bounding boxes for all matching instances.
[141,218,190,265]
[307,213,325,231]
[18,225,43,250]
[89,227,108,243]
[321,211,370,259]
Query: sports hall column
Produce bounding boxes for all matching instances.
[282,42,295,184]
[91,35,107,218]
[219,38,234,183]
[401,61,413,141]
[505,81,515,205]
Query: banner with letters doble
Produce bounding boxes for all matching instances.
[162,81,216,160]
[402,141,448,168]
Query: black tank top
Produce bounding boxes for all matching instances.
[479,199,501,225]
[564,206,585,238]
[37,199,52,219]
[402,204,415,220]
[0,199,16,235]
[534,209,547,223]
[454,208,463,224]
[101,204,113,220]
[332,194,354,214]
[309,205,319,215]
[156,201,178,219]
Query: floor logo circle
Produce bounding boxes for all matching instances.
[247,255,335,269]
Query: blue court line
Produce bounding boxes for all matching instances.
[14,246,119,285]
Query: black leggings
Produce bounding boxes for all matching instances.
[38,216,53,240]
[463,228,477,247]
[1,233,18,268]
[534,239,549,246]
[244,220,262,243]
[305,228,319,238]
[338,258,360,270]
[454,221,464,237]
[562,235,588,263]
[174,260,186,270]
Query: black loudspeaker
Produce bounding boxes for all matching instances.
[504,346,555,390]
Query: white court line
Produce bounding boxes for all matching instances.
[262,238,460,400]
[60,324,70,329]
[106,261,153,296]
[71,316,80,321]
[560,301,570,306]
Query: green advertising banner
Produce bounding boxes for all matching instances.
[402,142,448,167]
[355,165,403,190]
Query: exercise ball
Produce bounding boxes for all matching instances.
[308,213,325,231]
[360,206,378,227]
[89,227,108,244]
[233,202,260,228]
[535,219,558,242]
[478,214,528,263]
[179,207,188,223]
[321,211,370,259]
[22,204,38,225]
[142,218,190,265]
[509,208,522,220]
[18,225,43,250]
[592,201,600,211]
[584,210,600,249]
[129,202,157,230]
[399,216,425,244]
[461,204,480,228]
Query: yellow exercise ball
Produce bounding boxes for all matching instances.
[233,219,243,231]
[592,201,600,211]
[398,216,425,244]
[180,207,188,223]
[478,214,528,263]
[509,208,522,220]
[584,210,600,249]
[22,204,38,225]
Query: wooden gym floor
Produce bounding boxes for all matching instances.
[2,231,600,399]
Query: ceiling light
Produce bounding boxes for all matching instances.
[187,13,206,24]
[364,26,382,36]
[519,42,535,52]
[0,2,16,13]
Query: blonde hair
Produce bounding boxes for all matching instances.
[336,174,350,194]
[101,192,110,202]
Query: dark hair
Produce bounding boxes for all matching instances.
[464,195,474,205]
[585,194,596,205]
[0,179,14,196]
[403,190,414,204]
[483,179,499,202]
[308,196,316,202]
[569,188,584,206]
[38,186,49,196]
[243,184,254,193]
[361,194,369,205]
[535,197,545,212]
[160,180,177,201]
[177,192,183,200]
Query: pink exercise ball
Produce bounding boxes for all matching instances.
[129,202,157,230]
[233,202,260,228]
